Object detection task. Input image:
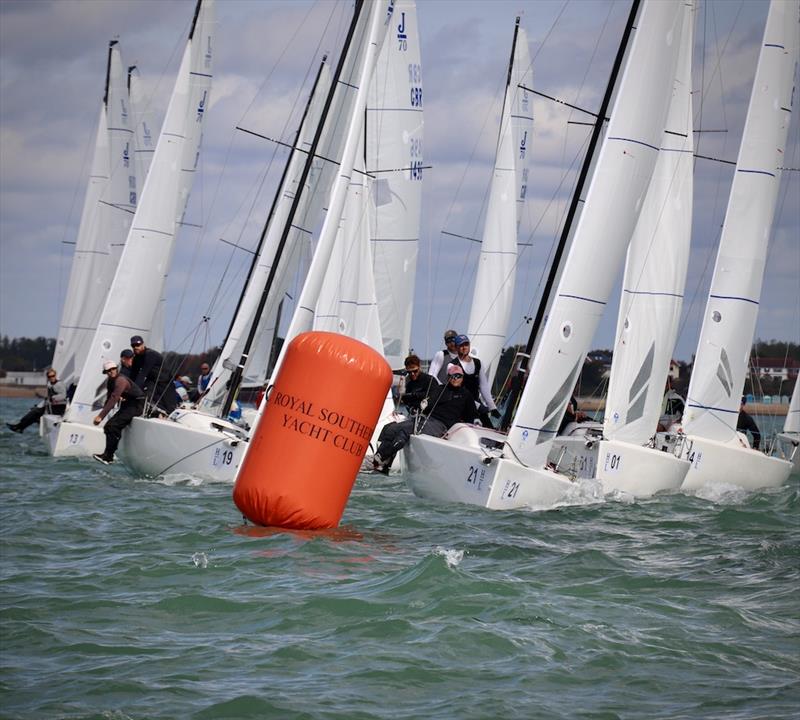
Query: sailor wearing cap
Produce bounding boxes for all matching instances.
[428,329,460,385]
[451,334,501,427]
[92,359,145,464]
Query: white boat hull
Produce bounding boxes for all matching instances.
[43,415,106,457]
[118,409,247,481]
[680,433,793,491]
[595,439,688,496]
[404,424,575,510]
[547,425,687,496]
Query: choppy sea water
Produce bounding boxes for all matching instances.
[1,397,798,720]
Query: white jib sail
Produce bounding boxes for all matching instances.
[199,62,333,413]
[66,0,215,424]
[368,0,424,371]
[785,381,800,434]
[603,1,695,445]
[682,0,798,443]
[507,0,685,469]
[128,64,156,196]
[269,0,394,381]
[467,19,533,387]
[52,41,134,389]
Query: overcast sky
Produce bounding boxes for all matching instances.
[1,0,797,366]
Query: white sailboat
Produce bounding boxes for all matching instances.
[45,0,215,458]
[404,0,685,510]
[49,40,136,395]
[548,0,695,496]
[120,55,333,480]
[679,0,797,492]
[466,17,533,388]
[120,0,403,481]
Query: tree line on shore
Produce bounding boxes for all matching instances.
[1,335,797,399]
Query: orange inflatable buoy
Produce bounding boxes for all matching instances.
[233,331,392,530]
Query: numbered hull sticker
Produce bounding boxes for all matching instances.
[465,465,487,492]
[212,447,235,468]
[68,433,85,446]
[603,452,623,473]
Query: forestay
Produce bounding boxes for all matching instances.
[507,1,684,468]
[682,0,798,443]
[66,0,215,424]
[467,18,533,387]
[603,1,694,445]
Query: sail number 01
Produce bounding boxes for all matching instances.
[603,451,623,473]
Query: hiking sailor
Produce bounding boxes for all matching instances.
[372,364,478,474]
[92,360,144,464]
[6,368,67,433]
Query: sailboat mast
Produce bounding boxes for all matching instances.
[501,0,641,427]
[221,0,366,418]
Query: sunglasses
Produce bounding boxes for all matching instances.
[406,368,420,375]
[47,375,56,380]
[131,343,143,348]
[444,336,456,343]
[449,373,464,379]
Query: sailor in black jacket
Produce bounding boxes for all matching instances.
[373,364,477,473]
[129,335,176,415]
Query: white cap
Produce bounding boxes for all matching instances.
[102,361,118,373]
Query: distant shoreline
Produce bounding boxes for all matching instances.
[577,397,788,416]
[0,386,41,399]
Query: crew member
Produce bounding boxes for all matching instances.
[92,360,144,464]
[129,335,176,415]
[398,354,437,415]
[428,330,459,384]
[372,364,477,474]
[737,397,761,450]
[6,368,67,433]
[452,334,501,427]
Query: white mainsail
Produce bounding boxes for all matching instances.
[466,18,533,387]
[682,0,798,443]
[368,0,424,370]
[506,0,685,469]
[66,0,215,426]
[786,381,800,434]
[51,41,135,388]
[603,1,694,445]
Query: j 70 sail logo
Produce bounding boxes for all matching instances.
[196,91,207,123]
[122,142,130,168]
[397,10,407,51]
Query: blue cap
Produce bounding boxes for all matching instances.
[454,334,470,346]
